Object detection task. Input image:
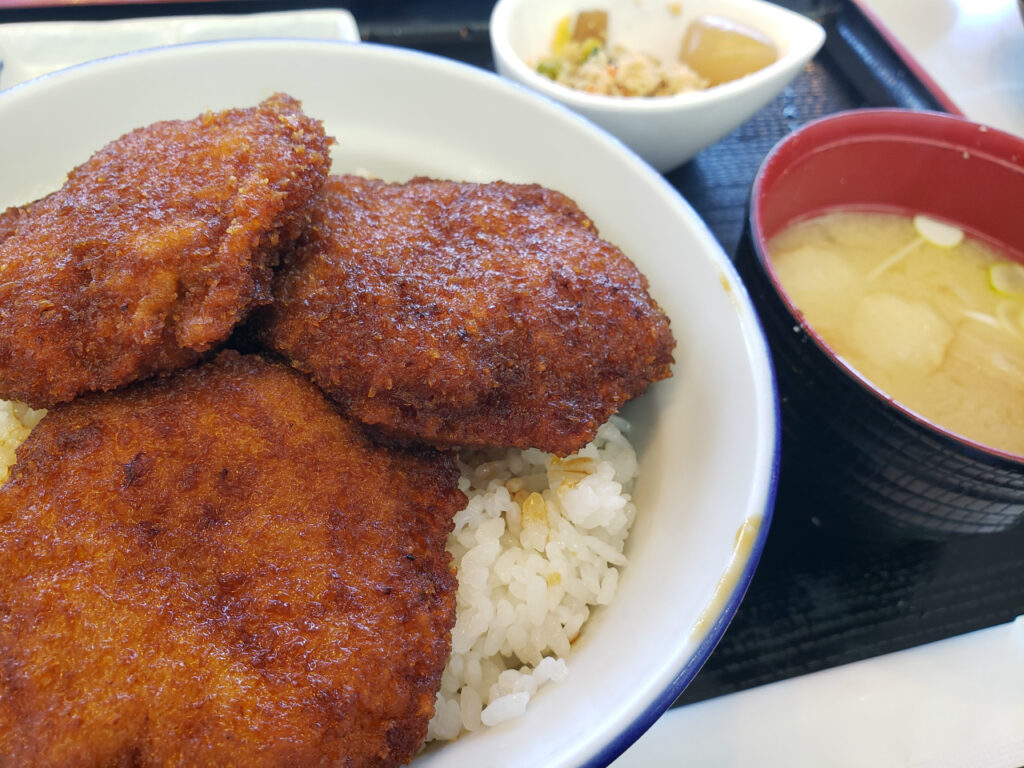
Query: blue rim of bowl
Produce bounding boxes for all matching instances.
[583,403,779,768]
[0,37,781,766]
[748,107,1024,470]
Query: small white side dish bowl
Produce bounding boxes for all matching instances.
[0,40,777,767]
[490,0,825,171]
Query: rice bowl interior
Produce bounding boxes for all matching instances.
[0,40,778,768]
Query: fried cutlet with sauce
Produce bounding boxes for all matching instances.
[256,176,675,456]
[0,204,26,243]
[0,94,331,408]
[0,351,461,767]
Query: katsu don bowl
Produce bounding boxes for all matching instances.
[735,109,1024,540]
[0,40,777,767]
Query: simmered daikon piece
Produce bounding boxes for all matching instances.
[680,15,777,85]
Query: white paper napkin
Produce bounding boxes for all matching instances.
[0,8,360,90]
[613,615,1024,768]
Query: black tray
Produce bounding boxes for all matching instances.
[3,0,1022,708]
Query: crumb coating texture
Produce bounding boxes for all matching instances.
[0,94,331,407]
[0,351,462,767]
[259,176,675,456]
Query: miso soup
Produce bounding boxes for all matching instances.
[768,210,1024,456]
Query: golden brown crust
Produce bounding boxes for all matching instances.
[0,204,28,243]
[257,176,676,456]
[0,94,332,408]
[0,351,461,767]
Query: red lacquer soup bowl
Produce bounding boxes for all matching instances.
[735,109,1024,538]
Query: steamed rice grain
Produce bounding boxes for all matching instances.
[428,415,638,741]
[0,401,45,484]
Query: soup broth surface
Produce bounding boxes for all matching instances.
[769,209,1024,456]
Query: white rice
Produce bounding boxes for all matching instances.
[428,415,638,741]
[0,400,46,484]
[0,399,637,742]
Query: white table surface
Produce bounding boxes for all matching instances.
[855,0,1024,137]
[614,2,1024,764]
[613,617,1024,768]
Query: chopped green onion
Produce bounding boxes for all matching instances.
[913,214,964,248]
[989,262,1024,296]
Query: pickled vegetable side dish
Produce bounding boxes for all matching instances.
[769,210,1024,456]
[534,10,776,97]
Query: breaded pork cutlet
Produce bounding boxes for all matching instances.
[0,94,331,408]
[0,351,462,767]
[0,204,25,243]
[257,176,675,456]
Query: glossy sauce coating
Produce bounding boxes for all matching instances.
[258,176,675,456]
[0,351,462,767]
[0,94,331,408]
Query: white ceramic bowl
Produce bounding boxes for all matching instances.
[490,0,825,171]
[0,40,777,767]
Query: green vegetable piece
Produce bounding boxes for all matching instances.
[580,37,604,60]
[536,59,562,80]
[989,262,1024,297]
